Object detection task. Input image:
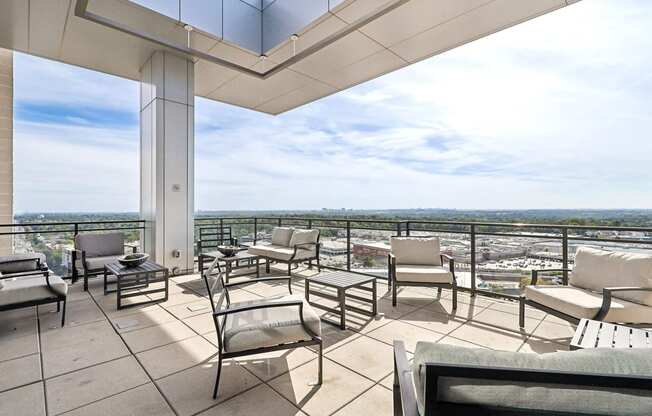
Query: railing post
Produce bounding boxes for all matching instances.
[396,222,402,237]
[470,224,476,296]
[253,218,258,245]
[308,219,312,230]
[346,221,351,271]
[405,221,410,236]
[562,227,569,284]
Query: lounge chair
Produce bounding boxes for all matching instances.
[0,254,68,326]
[520,246,652,327]
[71,232,137,291]
[202,257,322,399]
[388,237,457,309]
[394,340,652,415]
[248,227,321,276]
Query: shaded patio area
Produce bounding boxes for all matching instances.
[0,264,576,416]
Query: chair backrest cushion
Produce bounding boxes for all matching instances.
[571,246,652,306]
[75,232,125,257]
[271,227,294,247]
[390,237,441,266]
[0,253,46,274]
[288,229,319,247]
[413,342,652,416]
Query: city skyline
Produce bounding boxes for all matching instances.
[12,0,652,213]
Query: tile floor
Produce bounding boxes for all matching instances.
[0,265,576,416]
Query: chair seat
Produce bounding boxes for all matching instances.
[248,244,294,261]
[0,275,68,306]
[223,294,321,353]
[395,264,453,284]
[80,255,124,272]
[525,285,652,323]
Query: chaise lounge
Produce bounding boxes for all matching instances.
[520,246,652,327]
[248,227,321,276]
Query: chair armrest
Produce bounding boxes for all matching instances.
[440,254,455,278]
[393,341,419,416]
[530,268,571,286]
[596,287,652,321]
[214,299,303,316]
[225,277,293,294]
[290,242,320,260]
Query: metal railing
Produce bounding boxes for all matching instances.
[0,219,145,279]
[194,216,652,300]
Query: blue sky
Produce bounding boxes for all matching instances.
[12,0,652,213]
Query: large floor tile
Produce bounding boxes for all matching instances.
[470,307,541,334]
[136,335,218,379]
[423,296,489,319]
[46,356,149,415]
[0,382,45,416]
[183,313,216,335]
[156,359,260,416]
[366,320,444,353]
[164,299,213,320]
[0,353,41,392]
[110,307,177,334]
[326,335,394,381]
[333,384,392,416]
[448,322,528,352]
[0,332,39,362]
[518,337,570,354]
[268,358,374,416]
[400,308,466,336]
[235,347,317,382]
[63,383,175,416]
[39,298,105,330]
[0,308,38,341]
[156,290,207,308]
[198,383,305,416]
[121,320,195,353]
[530,320,577,345]
[41,320,129,378]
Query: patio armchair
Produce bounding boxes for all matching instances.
[394,340,652,415]
[248,227,321,276]
[519,246,652,328]
[71,232,137,291]
[0,253,68,326]
[388,237,457,309]
[202,257,322,399]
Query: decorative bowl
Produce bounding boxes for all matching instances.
[118,253,149,268]
[217,245,241,258]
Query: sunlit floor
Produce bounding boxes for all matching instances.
[0,265,577,416]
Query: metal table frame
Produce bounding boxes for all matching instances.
[305,271,377,330]
[104,261,169,310]
[199,250,260,283]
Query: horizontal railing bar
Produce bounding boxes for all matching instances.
[0,219,144,227]
[0,226,144,236]
[566,236,652,245]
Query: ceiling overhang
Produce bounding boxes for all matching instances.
[0,0,579,115]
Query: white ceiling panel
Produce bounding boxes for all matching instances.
[0,0,29,53]
[194,60,239,96]
[28,0,71,59]
[333,0,396,24]
[390,0,568,63]
[322,48,406,90]
[256,80,336,114]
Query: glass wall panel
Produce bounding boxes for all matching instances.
[181,0,223,38]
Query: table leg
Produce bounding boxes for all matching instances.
[103,267,108,295]
[226,262,231,284]
[305,279,310,303]
[339,288,346,330]
[117,275,122,310]
[256,258,260,278]
[163,270,169,303]
[372,279,377,316]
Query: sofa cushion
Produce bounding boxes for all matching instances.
[395,265,453,284]
[271,227,294,247]
[413,342,652,416]
[223,294,321,352]
[248,245,295,262]
[390,237,441,266]
[0,253,46,274]
[83,255,124,272]
[75,232,125,257]
[571,247,652,306]
[525,285,652,323]
[0,275,68,306]
[288,229,319,248]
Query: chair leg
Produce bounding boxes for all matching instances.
[316,257,321,272]
[317,340,323,385]
[83,270,89,292]
[212,355,223,399]
[265,261,271,274]
[451,283,458,310]
[519,297,526,328]
[392,279,398,307]
[61,299,67,327]
[308,260,313,270]
[437,287,443,296]
[57,301,60,312]
[288,263,292,276]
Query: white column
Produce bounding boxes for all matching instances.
[140,51,194,274]
[0,49,13,255]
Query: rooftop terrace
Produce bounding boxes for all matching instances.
[0,264,576,416]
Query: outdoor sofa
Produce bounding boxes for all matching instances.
[248,227,321,276]
[388,237,457,310]
[0,253,68,326]
[71,232,137,291]
[520,246,652,327]
[394,340,652,415]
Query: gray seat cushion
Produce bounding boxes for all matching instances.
[413,342,652,416]
[0,253,46,274]
[0,275,68,306]
[82,255,124,272]
[223,294,321,353]
[525,285,652,323]
[395,264,453,283]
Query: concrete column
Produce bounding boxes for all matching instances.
[140,51,194,274]
[0,49,13,255]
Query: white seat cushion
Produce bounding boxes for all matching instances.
[271,227,294,247]
[248,245,295,261]
[525,285,652,323]
[83,255,124,272]
[0,275,68,306]
[390,237,441,266]
[571,246,652,306]
[395,265,453,284]
[413,342,652,416]
[223,294,321,353]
